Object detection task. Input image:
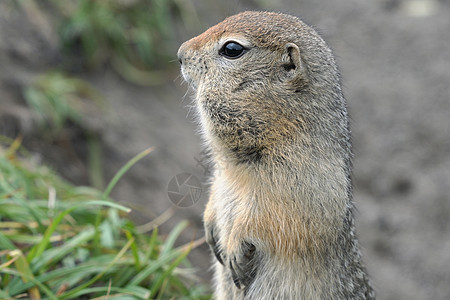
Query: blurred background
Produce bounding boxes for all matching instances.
[0,0,449,299]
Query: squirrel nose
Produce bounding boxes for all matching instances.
[177,44,186,65]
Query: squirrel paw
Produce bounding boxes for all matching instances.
[228,241,257,289]
[205,223,224,265]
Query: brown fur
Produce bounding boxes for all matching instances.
[178,11,375,299]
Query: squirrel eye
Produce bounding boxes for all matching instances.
[220,41,246,59]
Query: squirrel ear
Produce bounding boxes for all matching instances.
[282,43,303,79]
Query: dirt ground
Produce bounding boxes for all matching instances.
[1,0,449,299]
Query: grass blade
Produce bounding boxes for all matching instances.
[30,228,95,273]
[161,221,189,256]
[127,247,185,287]
[125,230,140,270]
[62,285,150,300]
[0,180,45,230]
[145,227,158,260]
[149,247,191,299]
[0,231,15,250]
[59,237,134,299]
[10,249,41,299]
[0,268,57,300]
[27,200,130,262]
[102,147,153,199]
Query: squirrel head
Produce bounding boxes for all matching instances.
[178,11,348,165]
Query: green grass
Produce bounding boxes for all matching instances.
[55,0,196,85]
[23,71,104,135]
[0,141,210,299]
[22,71,106,189]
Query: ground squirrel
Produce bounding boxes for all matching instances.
[178,11,375,299]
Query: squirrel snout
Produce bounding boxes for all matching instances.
[177,42,188,65]
[177,51,183,65]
